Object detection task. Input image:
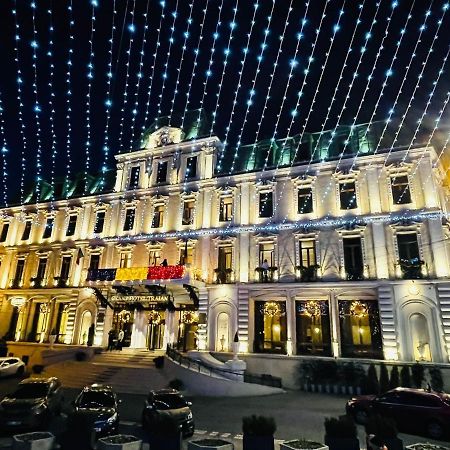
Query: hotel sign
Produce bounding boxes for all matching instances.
[110,294,169,303]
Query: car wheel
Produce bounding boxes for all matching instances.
[427,421,444,440]
[16,366,24,377]
[354,409,368,425]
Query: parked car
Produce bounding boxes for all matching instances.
[0,357,25,378]
[0,377,63,431]
[142,389,194,437]
[346,387,450,439]
[68,384,120,437]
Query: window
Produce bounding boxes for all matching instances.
[152,205,164,228]
[397,233,420,262]
[259,192,273,218]
[298,187,313,214]
[343,237,364,280]
[42,218,53,239]
[254,301,287,354]
[182,201,195,225]
[185,156,197,180]
[22,221,32,241]
[156,161,168,184]
[93,211,105,234]
[259,243,274,267]
[391,175,411,204]
[217,246,233,283]
[36,258,47,281]
[89,254,100,271]
[219,197,233,222]
[148,249,161,266]
[66,215,77,236]
[123,209,135,231]
[60,256,72,281]
[119,252,131,268]
[0,223,9,243]
[128,166,140,190]
[299,240,316,268]
[339,182,357,209]
[13,259,25,286]
[179,245,193,265]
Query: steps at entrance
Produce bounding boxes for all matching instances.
[43,349,168,395]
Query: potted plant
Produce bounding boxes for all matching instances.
[188,439,234,449]
[429,367,444,391]
[365,415,403,450]
[400,365,412,387]
[389,366,400,390]
[296,265,320,282]
[412,363,425,388]
[147,414,182,450]
[154,355,164,369]
[281,439,328,450]
[168,378,184,390]
[32,364,44,374]
[324,416,360,450]
[13,432,55,450]
[379,364,389,394]
[97,434,142,450]
[242,415,276,450]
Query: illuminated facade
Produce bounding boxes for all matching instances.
[0,116,449,363]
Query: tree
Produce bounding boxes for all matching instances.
[366,364,379,395]
[400,366,411,388]
[389,366,400,390]
[429,367,444,392]
[379,364,389,394]
[411,363,425,389]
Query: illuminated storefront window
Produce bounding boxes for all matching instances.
[254,301,287,354]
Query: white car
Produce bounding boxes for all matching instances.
[0,357,25,377]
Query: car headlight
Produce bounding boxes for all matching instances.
[107,412,118,424]
[187,412,193,420]
[32,403,46,414]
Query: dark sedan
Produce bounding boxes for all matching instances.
[142,389,194,437]
[346,387,450,440]
[69,384,120,437]
[0,377,63,431]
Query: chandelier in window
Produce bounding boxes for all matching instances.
[304,300,321,317]
[263,301,281,317]
[118,310,132,323]
[349,301,368,318]
[148,311,161,325]
[182,311,199,324]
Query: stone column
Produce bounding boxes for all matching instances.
[366,167,382,213]
[202,188,213,229]
[372,222,390,279]
[329,290,341,357]
[240,182,251,225]
[286,290,296,356]
[418,160,439,208]
[428,218,450,278]
[239,233,250,283]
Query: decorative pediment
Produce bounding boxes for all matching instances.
[336,223,366,235]
[144,127,184,149]
[333,168,359,180]
[386,161,413,174]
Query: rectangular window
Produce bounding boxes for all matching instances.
[14,259,25,286]
[42,218,53,239]
[66,215,77,236]
[182,201,195,225]
[148,249,161,266]
[93,211,105,234]
[156,161,168,184]
[36,258,47,281]
[89,254,100,271]
[217,246,233,283]
[120,253,131,268]
[22,221,32,241]
[185,156,197,180]
[128,166,140,190]
[123,209,135,231]
[391,175,412,204]
[179,246,193,265]
[219,197,233,222]
[0,223,9,243]
[259,243,274,267]
[339,182,357,209]
[397,233,420,262]
[299,240,316,268]
[152,205,164,228]
[298,187,313,214]
[60,256,71,281]
[259,192,273,218]
[343,237,364,280]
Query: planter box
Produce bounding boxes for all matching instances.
[325,436,360,450]
[97,434,142,450]
[332,385,340,395]
[13,432,55,450]
[406,445,450,450]
[188,439,234,449]
[243,435,274,450]
[281,440,328,450]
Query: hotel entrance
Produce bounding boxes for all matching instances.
[177,310,199,352]
[147,310,165,350]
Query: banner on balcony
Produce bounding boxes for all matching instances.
[86,268,117,281]
[147,265,185,280]
[115,267,148,281]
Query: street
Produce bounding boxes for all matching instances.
[0,374,448,449]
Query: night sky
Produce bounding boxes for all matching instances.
[0,0,449,205]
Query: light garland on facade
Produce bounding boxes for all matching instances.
[0,95,8,207]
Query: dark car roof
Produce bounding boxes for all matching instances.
[388,387,449,399]
[151,389,180,396]
[19,377,57,385]
[83,384,114,392]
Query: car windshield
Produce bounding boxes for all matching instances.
[154,394,187,410]
[77,391,115,408]
[9,383,49,399]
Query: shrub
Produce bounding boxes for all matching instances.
[389,366,400,390]
[379,364,389,394]
[366,364,379,394]
[317,360,338,384]
[429,367,444,392]
[400,366,411,387]
[242,415,276,436]
[412,363,425,388]
[75,351,87,362]
[341,362,357,386]
[32,364,44,374]
[298,360,314,386]
[153,356,164,369]
[324,415,357,439]
[168,378,184,391]
[148,414,181,436]
[354,364,366,389]
[365,414,398,439]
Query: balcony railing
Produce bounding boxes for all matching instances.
[295,265,320,282]
[214,268,233,284]
[86,265,186,282]
[398,258,425,280]
[9,278,23,289]
[30,277,46,288]
[53,277,69,288]
[255,267,278,283]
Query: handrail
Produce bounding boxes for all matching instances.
[165,345,282,388]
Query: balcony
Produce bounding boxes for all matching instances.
[9,278,23,289]
[344,267,364,281]
[53,277,69,288]
[255,267,278,283]
[214,268,233,284]
[86,265,187,283]
[295,265,320,282]
[30,277,46,288]
[398,258,425,280]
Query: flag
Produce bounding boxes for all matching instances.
[76,248,84,265]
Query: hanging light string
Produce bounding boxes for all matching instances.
[117,0,137,153]
[100,0,117,189]
[84,0,98,194]
[208,0,240,137]
[127,0,152,151]
[245,0,315,176]
[179,0,211,131]
[215,0,260,170]
[167,0,195,125]
[154,0,180,125]
[30,0,44,206]
[65,0,74,180]
[0,94,9,207]
[228,0,278,174]
[140,0,166,142]
[316,0,396,210]
[11,3,28,207]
